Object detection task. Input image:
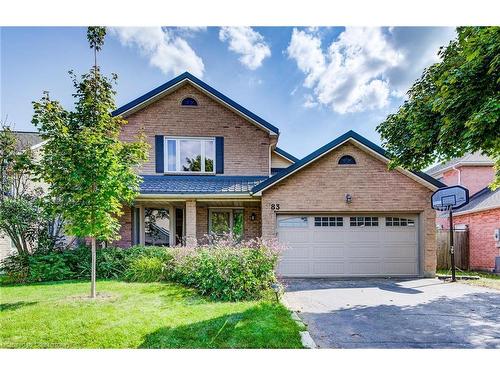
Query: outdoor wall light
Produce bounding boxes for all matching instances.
[250,212,256,221]
[345,194,352,204]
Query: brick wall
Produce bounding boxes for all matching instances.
[119,83,273,176]
[114,205,132,248]
[453,208,500,271]
[261,142,437,276]
[244,206,262,239]
[442,166,495,196]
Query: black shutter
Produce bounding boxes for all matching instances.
[155,135,164,173]
[215,137,224,174]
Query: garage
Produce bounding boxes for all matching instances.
[277,214,419,277]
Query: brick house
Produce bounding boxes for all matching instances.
[427,153,499,271]
[111,72,444,278]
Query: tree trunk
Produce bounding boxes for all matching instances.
[90,237,97,298]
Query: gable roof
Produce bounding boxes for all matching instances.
[426,151,494,177]
[112,72,279,135]
[252,130,445,195]
[452,187,500,216]
[274,147,299,163]
[13,131,43,151]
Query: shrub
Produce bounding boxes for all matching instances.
[68,245,173,280]
[0,254,30,283]
[172,237,283,301]
[28,253,75,282]
[123,256,166,282]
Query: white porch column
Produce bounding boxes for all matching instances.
[139,205,145,246]
[185,199,197,247]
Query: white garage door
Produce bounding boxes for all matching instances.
[277,214,419,277]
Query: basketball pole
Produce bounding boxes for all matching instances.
[449,208,456,282]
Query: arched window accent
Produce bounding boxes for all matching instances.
[338,155,356,165]
[181,97,198,106]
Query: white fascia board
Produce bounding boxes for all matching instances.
[272,149,295,163]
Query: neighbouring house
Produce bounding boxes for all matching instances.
[427,154,499,271]
[113,72,444,278]
[0,131,44,260]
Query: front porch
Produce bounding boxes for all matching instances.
[117,197,262,248]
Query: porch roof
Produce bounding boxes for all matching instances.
[140,175,268,195]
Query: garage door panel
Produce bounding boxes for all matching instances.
[282,245,310,260]
[278,231,310,244]
[346,231,380,242]
[312,231,345,243]
[381,244,417,258]
[382,230,417,242]
[382,262,418,275]
[312,262,345,275]
[277,214,419,277]
[346,246,382,258]
[311,245,344,258]
[277,261,310,276]
[348,261,381,275]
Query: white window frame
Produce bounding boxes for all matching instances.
[208,208,244,237]
[164,136,216,174]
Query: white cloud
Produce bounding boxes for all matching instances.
[287,27,405,114]
[219,27,271,70]
[303,94,319,108]
[110,27,204,77]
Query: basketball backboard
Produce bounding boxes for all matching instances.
[431,185,469,211]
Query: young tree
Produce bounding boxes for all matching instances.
[32,27,148,298]
[377,27,500,188]
[0,122,40,256]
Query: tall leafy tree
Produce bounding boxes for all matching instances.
[377,27,500,188]
[32,27,148,297]
[0,122,39,256]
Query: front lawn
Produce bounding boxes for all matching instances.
[436,269,500,291]
[0,280,303,348]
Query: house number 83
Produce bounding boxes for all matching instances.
[270,203,280,211]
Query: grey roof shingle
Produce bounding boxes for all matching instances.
[426,152,494,176]
[140,175,268,194]
[13,131,43,151]
[453,187,500,214]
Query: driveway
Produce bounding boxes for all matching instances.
[283,278,500,348]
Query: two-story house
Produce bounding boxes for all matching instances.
[113,72,444,278]
[427,153,499,271]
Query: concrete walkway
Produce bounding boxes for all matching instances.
[283,278,500,348]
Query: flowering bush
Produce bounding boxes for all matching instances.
[172,236,285,301]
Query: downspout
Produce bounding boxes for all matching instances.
[452,165,461,186]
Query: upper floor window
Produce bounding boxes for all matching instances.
[338,155,356,165]
[181,97,198,106]
[165,137,215,173]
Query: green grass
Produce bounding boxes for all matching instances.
[0,280,304,348]
[436,269,500,290]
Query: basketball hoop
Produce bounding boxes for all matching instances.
[431,185,469,282]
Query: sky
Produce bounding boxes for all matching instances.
[1,26,456,159]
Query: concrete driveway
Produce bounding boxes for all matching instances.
[283,278,500,348]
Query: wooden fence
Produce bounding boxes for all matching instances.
[436,228,469,270]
